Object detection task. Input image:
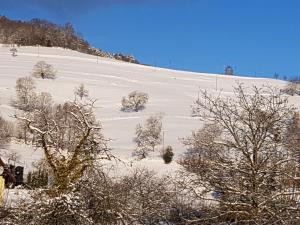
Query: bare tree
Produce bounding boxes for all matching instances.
[0,116,13,148]
[284,112,300,188]
[281,80,300,96]
[36,92,53,111]
[14,92,53,144]
[15,119,28,143]
[13,76,36,111]
[273,72,279,80]
[13,76,52,143]
[133,115,163,159]
[179,84,300,224]
[285,112,300,159]
[15,98,110,191]
[75,84,89,100]
[121,91,149,112]
[10,47,17,57]
[32,61,56,79]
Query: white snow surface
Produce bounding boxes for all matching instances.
[0,45,298,176]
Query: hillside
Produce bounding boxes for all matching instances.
[0,45,295,175]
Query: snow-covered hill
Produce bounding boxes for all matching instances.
[0,45,295,175]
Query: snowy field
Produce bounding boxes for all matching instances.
[0,45,297,176]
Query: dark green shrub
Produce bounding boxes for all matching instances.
[27,169,48,189]
[162,146,174,164]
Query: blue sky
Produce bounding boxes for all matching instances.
[2,0,300,78]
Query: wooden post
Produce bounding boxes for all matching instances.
[0,166,5,207]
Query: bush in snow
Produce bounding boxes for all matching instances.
[27,169,49,189]
[162,146,174,164]
[32,61,56,79]
[121,91,149,112]
[10,47,17,57]
[74,83,89,100]
[3,190,92,225]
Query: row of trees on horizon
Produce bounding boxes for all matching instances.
[0,16,139,64]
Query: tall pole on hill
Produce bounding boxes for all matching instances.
[162,129,168,151]
[163,130,165,151]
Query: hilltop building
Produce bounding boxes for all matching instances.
[225,66,234,75]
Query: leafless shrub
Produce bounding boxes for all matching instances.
[2,190,92,225]
[32,61,56,79]
[121,91,149,112]
[78,167,175,225]
[74,84,89,100]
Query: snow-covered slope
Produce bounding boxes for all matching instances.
[0,45,294,174]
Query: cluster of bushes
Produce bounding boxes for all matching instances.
[1,168,203,225]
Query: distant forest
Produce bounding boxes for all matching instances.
[0,16,139,63]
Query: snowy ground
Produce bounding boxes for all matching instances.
[0,45,297,176]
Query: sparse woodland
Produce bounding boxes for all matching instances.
[121,91,149,112]
[0,16,139,63]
